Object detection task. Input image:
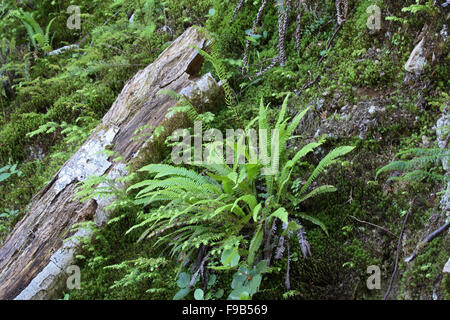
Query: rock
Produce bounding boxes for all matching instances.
[0,27,224,300]
[422,135,430,148]
[368,105,377,115]
[404,38,427,75]
[444,258,450,274]
[435,106,450,220]
[316,98,325,110]
[440,24,448,42]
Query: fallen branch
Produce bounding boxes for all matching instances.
[46,44,79,56]
[350,216,396,237]
[404,221,450,263]
[45,31,91,57]
[384,197,416,300]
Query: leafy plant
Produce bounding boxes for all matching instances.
[376,147,450,185]
[11,9,55,52]
[227,260,268,300]
[26,116,98,151]
[127,94,355,297]
[174,272,224,300]
[386,0,438,25]
[401,1,436,15]
[191,27,234,109]
[104,257,170,293]
[159,89,216,125]
[0,161,22,183]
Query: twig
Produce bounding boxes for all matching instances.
[231,0,245,24]
[318,24,342,66]
[404,221,450,263]
[326,24,342,50]
[350,216,396,237]
[242,0,268,74]
[189,251,210,288]
[384,197,416,300]
[301,74,320,90]
[285,234,291,290]
[347,187,353,204]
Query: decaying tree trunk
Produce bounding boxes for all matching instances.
[0,27,224,300]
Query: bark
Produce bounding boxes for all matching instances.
[0,27,223,300]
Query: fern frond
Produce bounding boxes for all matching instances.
[297,185,337,204]
[299,146,355,196]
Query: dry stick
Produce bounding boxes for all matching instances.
[318,24,342,66]
[231,0,245,24]
[350,216,396,237]
[255,57,279,77]
[277,0,291,66]
[384,197,416,300]
[326,23,342,50]
[189,252,210,288]
[404,221,450,263]
[301,74,320,90]
[295,0,303,55]
[317,0,348,66]
[285,234,291,290]
[242,0,269,74]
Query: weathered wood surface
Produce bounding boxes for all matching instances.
[0,27,223,300]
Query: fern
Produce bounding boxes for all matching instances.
[122,92,356,298]
[127,93,354,277]
[299,146,355,197]
[376,147,449,184]
[12,9,55,52]
[191,27,234,108]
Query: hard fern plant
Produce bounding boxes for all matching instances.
[11,9,55,52]
[127,94,355,298]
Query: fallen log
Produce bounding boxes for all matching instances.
[0,26,223,300]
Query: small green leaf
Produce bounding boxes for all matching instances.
[269,207,289,224]
[252,203,262,222]
[221,246,240,268]
[208,274,217,287]
[240,292,251,300]
[215,289,224,299]
[194,289,204,300]
[177,272,190,288]
[173,288,190,300]
[249,274,262,295]
[208,8,216,16]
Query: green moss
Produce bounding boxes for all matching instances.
[399,237,449,299]
[67,209,179,300]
